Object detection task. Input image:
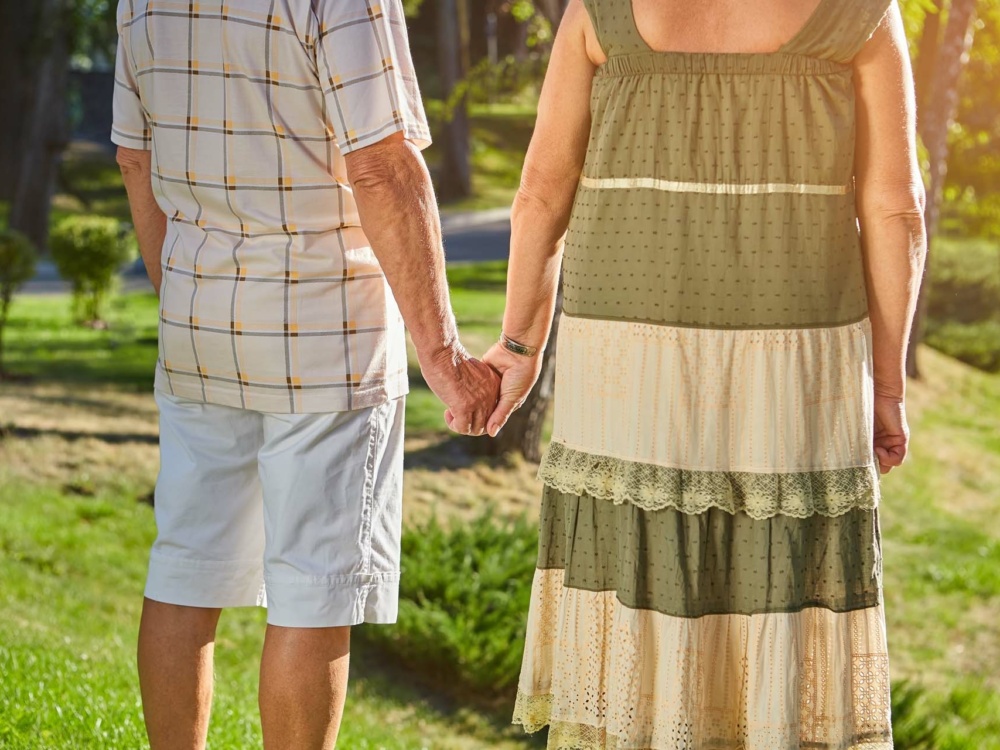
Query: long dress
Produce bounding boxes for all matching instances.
[512,0,895,748]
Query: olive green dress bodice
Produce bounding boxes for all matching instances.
[564,0,893,330]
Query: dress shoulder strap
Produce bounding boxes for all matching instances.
[780,0,895,64]
[580,0,650,58]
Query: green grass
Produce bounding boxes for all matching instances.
[3,293,160,390]
[0,479,530,750]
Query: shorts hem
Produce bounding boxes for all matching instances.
[145,550,265,608]
[264,574,400,628]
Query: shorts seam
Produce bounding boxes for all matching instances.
[359,403,384,574]
[263,572,400,588]
[149,550,262,571]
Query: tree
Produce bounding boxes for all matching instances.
[0,0,117,248]
[0,230,38,378]
[437,0,473,200]
[7,0,73,255]
[906,0,981,378]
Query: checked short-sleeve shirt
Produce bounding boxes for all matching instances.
[112,0,431,413]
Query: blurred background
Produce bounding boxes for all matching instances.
[0,1,998,748]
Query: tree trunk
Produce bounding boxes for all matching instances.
[906,0,979,379]
[8,0,71,253]
[436,0,472,201]
[913,3,942,116]
[0,3,41,203]
[535,0,570,30]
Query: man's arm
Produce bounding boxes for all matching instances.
[117,146,166,296]
[345,134,498,435]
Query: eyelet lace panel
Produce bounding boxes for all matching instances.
[539,442,880,520]
[514,568,893,750]
[550,315,876,475]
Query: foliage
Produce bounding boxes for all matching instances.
[358,510,538,699]
[0,231,38,308]
[49,216,134,325]
[924,238,1000,372]
[941,2,1000,238]
[0,230,38,374]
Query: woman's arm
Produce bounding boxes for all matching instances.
[853,1,927,472]
[483,0,602,436]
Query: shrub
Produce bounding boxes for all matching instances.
[49,216,135,325]
[926,320,1000,373]
[0,230,38,376]
[925,238,1000,372]
[927,239,1000,326]
[358,509,538,702]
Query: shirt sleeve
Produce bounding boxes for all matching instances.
[111,26,151,150]
[314,0,432,154]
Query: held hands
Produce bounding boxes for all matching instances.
[420,342,500,436]
[873,392,909,474]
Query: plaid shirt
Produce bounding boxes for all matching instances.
[112,0,431,413]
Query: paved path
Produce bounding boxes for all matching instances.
[21,208,512,295]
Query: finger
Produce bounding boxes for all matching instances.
[449,407,473,436]
[487,396,521,438]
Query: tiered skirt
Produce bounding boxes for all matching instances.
[512,314,893,750]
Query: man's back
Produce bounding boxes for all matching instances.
[113,0,430,413]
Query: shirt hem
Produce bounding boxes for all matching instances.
[154,367,409,414]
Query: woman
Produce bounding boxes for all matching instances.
[483,0,926,747]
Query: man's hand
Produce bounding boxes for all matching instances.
[420,343,500,436]
[873,393,909,474]
[482,343,545,438]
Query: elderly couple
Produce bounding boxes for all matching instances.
[114,0,923,747]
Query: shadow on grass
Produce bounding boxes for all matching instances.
[351,638,546,748]
[0,425,158,446]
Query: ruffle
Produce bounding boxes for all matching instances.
[538,442,880,520]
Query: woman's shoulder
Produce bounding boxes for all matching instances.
[780,0,895,64]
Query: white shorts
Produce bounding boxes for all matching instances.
[147,391,404,628]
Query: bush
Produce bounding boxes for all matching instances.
[0,230,38,375]
[358,509,538,702]
[926,238,1000,372]
[49,216,135,325]
[927,239,1000,325]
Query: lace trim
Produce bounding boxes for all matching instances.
[514,692,893,750]
[539,442,880,520]
[513,691,553,734]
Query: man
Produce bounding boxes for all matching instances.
[112,1,499,747]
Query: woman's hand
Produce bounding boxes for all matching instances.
[482,343,545,437]
[873,393,909,474]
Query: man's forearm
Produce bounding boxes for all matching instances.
[347,136,459,363]
[118,147,166,295]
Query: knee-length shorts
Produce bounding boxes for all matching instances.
[146,391,405,628]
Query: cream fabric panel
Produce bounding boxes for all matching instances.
[552,315,875,473]
[515,569,892,750]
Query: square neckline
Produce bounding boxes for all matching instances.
[621,0,835,58]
